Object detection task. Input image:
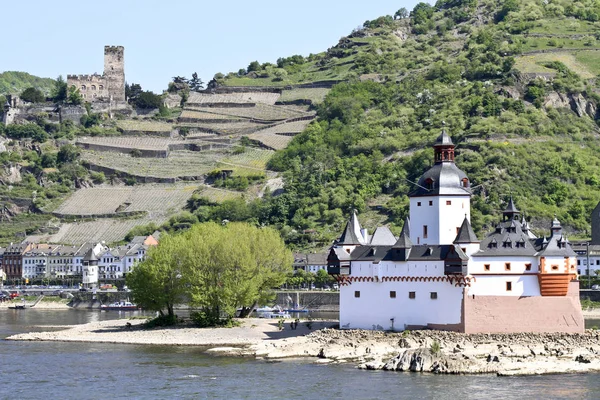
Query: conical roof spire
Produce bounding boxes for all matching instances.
[393,217,413,248]
[454,216,479,243]
[338,210,365,245]
[434,126,454,147]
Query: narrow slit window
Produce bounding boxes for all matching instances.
[354,291,360,298]
[484,264,490,271]
[506,281,512,291]
[408,291,416,299]
[505,263,511,271]
[525,263,532,271]
[430,292,438,300]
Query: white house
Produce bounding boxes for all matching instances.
[328,131,583,334]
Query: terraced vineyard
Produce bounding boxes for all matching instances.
[179,110,241,121]
[187,92,280,105]
[247,131,293,150]
[175,121,270,135]
[44,216,168,245]
[186,103,313,121]
[249,119,312,136]
[218,148,274,172]
[54,184,198,216]
[115,120,174,133]
[82,150,221,179]
[77,136,175,151]
[279,88,330,104]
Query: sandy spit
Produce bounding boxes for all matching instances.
[8,316,600,376]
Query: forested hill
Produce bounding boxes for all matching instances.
[207,0,600,248]
[0,72,55,97]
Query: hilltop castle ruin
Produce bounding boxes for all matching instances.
[67,46,126,104]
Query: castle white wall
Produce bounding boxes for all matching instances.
[409,195,470,245]
[340,280,463,330]
[467,275,541,297]
[541,256,576,274]
[469,256,539,274]
[351,260,446,278]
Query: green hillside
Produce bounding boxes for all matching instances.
[0,71,55,96]
[200,0,600,249]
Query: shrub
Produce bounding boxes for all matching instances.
[20,87,45,103]
[430,340,441,355]
[135,91,162,109]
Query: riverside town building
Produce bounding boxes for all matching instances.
[328,131,584,334]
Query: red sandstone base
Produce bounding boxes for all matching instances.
[462,282,584,334]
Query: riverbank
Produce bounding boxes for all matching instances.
[0,299,71,310]
[7,316,600,376]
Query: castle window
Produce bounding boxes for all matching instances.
[506,281,512,291]
[462,178,469,188]
[425,178,434,190]
[417,202,421,207]
[446,200,451,205]
[408,292,416,299]
[577,259,581,265]
[99,85,104,90]
[390,291,396,298]
[354,291,360,298]
[505,263,511,271]
[91,85,96,90]
[525,263,532,271]
[423,225,428,238]
[551,265,559,271]
[81,85,86,90]
[430,292,438,299]
[429,201,433,206]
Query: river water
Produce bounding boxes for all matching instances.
[2,310,600,400]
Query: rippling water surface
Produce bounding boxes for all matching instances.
[2,310,600,400]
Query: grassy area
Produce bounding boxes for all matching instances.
[0,213,53,246]
[528,18,600,35]
[279,88,330,104]
[194,185,246,203]
[514,52,597,78]
[247,132,294,150]
[185,103,311,121]
[520,36,600,53]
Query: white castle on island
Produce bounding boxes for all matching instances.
[328,131,583,334]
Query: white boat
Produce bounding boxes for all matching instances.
[256,305,291,319]
[100,301,138,311]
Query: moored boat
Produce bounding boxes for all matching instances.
[100,301,138,311]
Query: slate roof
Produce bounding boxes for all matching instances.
[473,218,538,257]
[369,226,397,246]
[454,217,479,243]
[533,219,576,257]
[337,211,365,245]
[434,130,454,146]
[409,163,471,197]
[83,248,98,262]
[348,244,468,263]
[393,218,413,249]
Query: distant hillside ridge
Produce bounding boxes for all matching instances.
[0,71,56,96]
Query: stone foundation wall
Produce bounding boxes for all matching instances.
[463,281,584,334]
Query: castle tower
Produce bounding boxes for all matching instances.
[104,46,125,102]
[408,130,471,245]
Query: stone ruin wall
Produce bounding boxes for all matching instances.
[66,74,110,102]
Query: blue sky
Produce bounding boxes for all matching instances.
[0,0,420,92]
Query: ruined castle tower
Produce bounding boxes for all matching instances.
[104,46,125,102]
[67,45,125,104]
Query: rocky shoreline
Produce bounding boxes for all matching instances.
[6,316,600,376]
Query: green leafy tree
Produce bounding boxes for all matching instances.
[52,75,68,102]
[394,7,408,19]
[189,72,204,91]
[20,87,45,103]
[57,144,81,164]
[125,83,143,102]
[135,91,162,109]
[127,233,189,320]
[66,85,83,105]
[247,61,261,72]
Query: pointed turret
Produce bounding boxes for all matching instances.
[521,214,537,239]
[550,216,562,236]
[433,129,455,163]
[394,218,413,249]
[454,217,479,243]
[503,196,520,221]
[392,218,412,261]
[338,210,365,245]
